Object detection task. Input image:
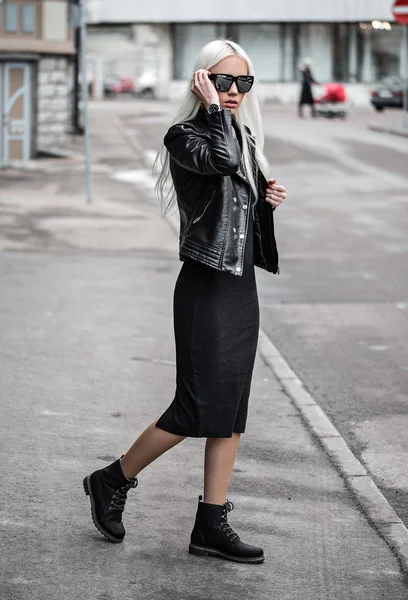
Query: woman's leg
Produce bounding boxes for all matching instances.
[203,433,241,505]
[120,421,186,479]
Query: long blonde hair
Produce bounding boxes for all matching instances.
[154,39,269,215]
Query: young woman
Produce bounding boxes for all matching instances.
[83,39,286,564]
[298,57,318,118]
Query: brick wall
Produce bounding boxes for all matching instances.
[37,57,71,151]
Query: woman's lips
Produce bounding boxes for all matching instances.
[225,101,238,107]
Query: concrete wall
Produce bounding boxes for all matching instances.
[43,1,69,42]
[86,0,394,24]
[37,57,71,151]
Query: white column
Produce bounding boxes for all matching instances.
[92,55,104,100]
[400,25,408,80]
[282,25,293,82]
[155,24,172,100]
[349,25,358,82]
[361,29,373,83]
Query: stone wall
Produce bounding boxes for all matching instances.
[37,57,71,151]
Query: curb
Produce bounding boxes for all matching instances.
[368,124,408,138]
[257,328,408,573]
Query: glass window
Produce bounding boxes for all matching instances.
[238,24,281,82]
[298,24,333,83]
[5,3,19,33]
[21,4,36,34]
[333,24,350,82]
[355,23,403,83]
[22,4,35,34]
[371,24,403,80]
[173,24,218,80]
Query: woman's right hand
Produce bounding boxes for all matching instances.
[191,70,220,109]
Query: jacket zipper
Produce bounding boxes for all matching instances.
[192,191,215,224]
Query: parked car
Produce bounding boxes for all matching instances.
[370,76,407,112]
[103,75,135,97]
[134,71,157,98]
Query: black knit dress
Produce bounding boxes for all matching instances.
[156,194,259,438]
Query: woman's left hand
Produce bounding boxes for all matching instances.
[265,179,286,208]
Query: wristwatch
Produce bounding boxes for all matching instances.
[207,103,222,114]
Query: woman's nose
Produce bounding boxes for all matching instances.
[228,82,239,96]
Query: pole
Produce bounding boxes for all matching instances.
[404,25,408,129]
[79,0,92,203]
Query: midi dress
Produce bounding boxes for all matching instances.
[156,188,259,439]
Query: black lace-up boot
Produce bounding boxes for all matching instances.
[83,458,138,543]
[189,496,264,564]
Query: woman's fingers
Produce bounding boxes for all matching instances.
[266,182,286,208]
[271,184,286,194]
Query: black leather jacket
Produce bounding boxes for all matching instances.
[164,108,279,276]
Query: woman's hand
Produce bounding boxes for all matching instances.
[191,70,220,109]
[265,179,286,208]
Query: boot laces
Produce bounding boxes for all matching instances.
[221,500,239,541]
[108,478,138,512]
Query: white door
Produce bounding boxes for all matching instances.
[1,62,32,161]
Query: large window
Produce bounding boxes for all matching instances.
[371,25,403,80]
[298,24,334,83]
[173,24,220,80]
[238,24,281,82]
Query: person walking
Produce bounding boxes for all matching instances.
[298,58,318,118]
[83,39,286,564]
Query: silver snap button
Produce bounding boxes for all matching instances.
[233,227,236,233]
[239,234,244,239]
[233,197,237,202]
[243,204,248,209]
[236,266,241,272]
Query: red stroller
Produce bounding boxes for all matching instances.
[315,83,348,119]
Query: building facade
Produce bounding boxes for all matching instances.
[85,0,405,106]
[0,0,75,161]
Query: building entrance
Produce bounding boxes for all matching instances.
[0,62,32,161]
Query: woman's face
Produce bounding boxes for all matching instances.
[210,55,249,115]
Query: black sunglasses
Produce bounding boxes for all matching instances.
[208,73,254,94]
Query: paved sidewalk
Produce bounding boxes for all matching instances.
[1,103,408,599]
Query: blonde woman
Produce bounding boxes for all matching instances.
[83,39,286,564]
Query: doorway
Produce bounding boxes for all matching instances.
[0,62,32,161]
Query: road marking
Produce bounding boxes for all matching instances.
[369,345,389,351]
[258,328,408,573]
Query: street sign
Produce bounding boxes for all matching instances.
[393,0,408,25]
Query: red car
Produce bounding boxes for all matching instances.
[103,75,135,97]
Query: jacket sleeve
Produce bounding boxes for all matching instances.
[164,109,241,176]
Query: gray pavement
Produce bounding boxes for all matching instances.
[1,102,408,598]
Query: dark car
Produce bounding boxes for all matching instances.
[370,76,407,112]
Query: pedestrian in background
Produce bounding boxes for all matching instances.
[83,39,286,564]
[298,57,317,118]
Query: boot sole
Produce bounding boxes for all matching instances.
[83,476,123,544]
[189,543,265,564]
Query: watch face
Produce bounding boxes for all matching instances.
[208,103,220,114]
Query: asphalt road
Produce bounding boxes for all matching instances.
[119,101,408,528]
